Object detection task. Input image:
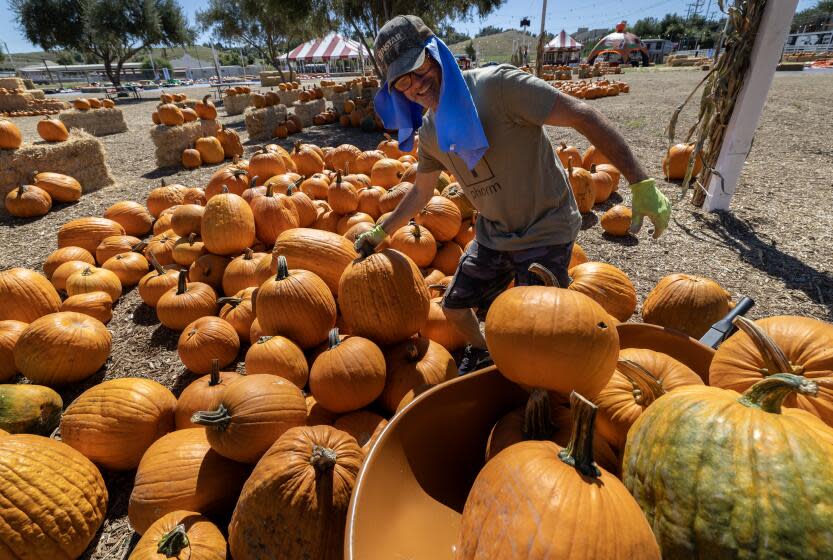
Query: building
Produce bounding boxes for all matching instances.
[642,39,676,63]
[18,60,146,83]
[783,31,833,54]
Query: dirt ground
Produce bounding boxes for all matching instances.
[2,68,832,558]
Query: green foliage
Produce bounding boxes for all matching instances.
[629,12,723,48]
[140,56,173,71]
[55,50,84,65]
[10,0,195,84]
[437,24,470,44]
[791,0,833,32]
[476,25,504,38]
[465,40,476,61]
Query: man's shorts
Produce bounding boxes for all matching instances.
[442,240,574,311]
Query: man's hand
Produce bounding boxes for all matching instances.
[354,224,388,257]
[630,178,670,239]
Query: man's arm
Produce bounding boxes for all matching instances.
[379,168,440,234]
[544,90,648,184]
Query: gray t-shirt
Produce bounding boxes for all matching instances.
[417,64,581,251]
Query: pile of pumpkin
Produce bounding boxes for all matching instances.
[152,94,216,126]
[273,114,310,139]
[225,85,252,96]
[335,98,384,132]
[552,78,629,99]
[70,97,115,111]
[4,171,83,218]
[0,87,71,117]
[1,116,73,147]
[182,125,244,169]
[276,81,302,91]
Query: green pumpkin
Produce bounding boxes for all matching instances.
[0,384,63,435]
[623,373,833,559]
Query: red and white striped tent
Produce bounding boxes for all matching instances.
[287,33,371,62]
[545,30,582,51]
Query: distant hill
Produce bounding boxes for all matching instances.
[449,30,540,64]
[7,46,228,68]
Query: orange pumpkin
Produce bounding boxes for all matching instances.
[274,228,358,295]
[642,273,731,338]
[0,320,28,382]
[380,336,457,413]
[334,410,388,455]
[202,191,256,255]
[555,141,582,168]
[104,201,154,236]
[138,254,180,308]
[182,148,202,169]
[600,205,632,236]
[174,359,242,430]
[568,262,637,322]
[66,265,122,302]
[43,246,95,279]
[60,291,113,324]
[36,117,68,142]
[5,184,52,217]
[244,335,309,388]
[178,316,240,374]
[0,268,61,322]
[662,142,704,180]
[567,157,594,213]
[0,119,22,149]
[389,222,437,267]
[156,269,218,331]
[415,196,462,242]
[129,510,227,560]
[32,171,82,202]
[102,251,150,287]
[58,217,125,254]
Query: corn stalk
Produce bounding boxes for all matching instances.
[666,0,769,207]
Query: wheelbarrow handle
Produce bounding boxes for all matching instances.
[698,296,755,349]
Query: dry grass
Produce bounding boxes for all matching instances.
[59,108,129,137]
[0,70,831,559]
[149,119,219,168]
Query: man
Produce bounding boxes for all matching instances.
[356,15,670,374]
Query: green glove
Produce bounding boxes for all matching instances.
[630,178,670,239]
[354,224,388,257]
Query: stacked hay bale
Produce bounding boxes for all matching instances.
[244,104,288,141]
[0,129,115,211]
[0,84,69,117]
[58,108,128,136]
[260,71,283,87]
[150,120,219,168]
[224,87,253,116]
[292,98,326,128]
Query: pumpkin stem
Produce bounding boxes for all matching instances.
[243,247,253,260]
[384,132,393,142]
[567,156,574,178]
[405,341,420,362]
[265,181,275,197]
[522,388,555,440]
[410,221,421,238]
[256,336,273,345]
[81,266,94,276]
[232,168,248,179]
[616,359,666,406]
[328,328,341,349]
[221,185,229,194]
[527,263,563,288]
[190,403,232,430]
[310,445,338,473]
[738,373,818,414]
[560,141,567,150]
[590,163,597,173]
[208,359,221,386]
[16,184,25,195]
[275,255,289,281]
[732,317,803,376]
[160,178,166,187]
[149,252,165,275]
[217,296,242,308]
[187,232,198,244]
[558,391,601,478]
[132,241,148,253]
[176,268,188,295]
[156,523,190,557]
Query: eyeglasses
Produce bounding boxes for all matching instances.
[393,52,433,92]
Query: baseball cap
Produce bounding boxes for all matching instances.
[375,15,435,89]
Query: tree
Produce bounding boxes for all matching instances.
[55,50,83,65]
[11,0,195,85]
[792,0,833,32]
[465,40,476,61]
[140,56,173,71]
[632,17,660,39]
[476,25,504,38]
[437,24,470,45]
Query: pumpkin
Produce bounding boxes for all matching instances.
[336,212,373,236]
[221,249,264,296]
[5,184,52,217]
[327,171,359,214]
[290,141,325,175]
[66,265,122,301]
[191,94,215,119]
[218,289,256,341]
[32,171,82,202]
[206,165,249,198]
[569,241,588,269]
[306,395,338,426]
[172,233,207,267]
[370,158,405,188]
[50,260,90,293]
[485,389,620,474]
[642,273,731,338]
[555,141,582,168]
[380,336,456,413]
[194,136,224,165]
[0,268,61,322]
[389,222,437,267]
[102,98,115,108]
[0,320,28,382]
[0,435,108,559]
[334,411,388,455]
[0,119,22,149]
[14,311,110,386]
[662,142,703,180]
[415,195,462,242]
[441,182,475,219]
[170,204,204,237]
[709,316,833,426]
[354,149,386,175]
[181,107,198,123]
[589,163,615,203]
[209,121,238,153]
[138,254,180,307]
[248,149,288,184]
[183,186,207,206]
[145,229,180,266]
[129,510,227,560]
[60,378,176,471]
[377,133,403,158]
[228,425,362,560]
[274,228,358,295]
[431,241,463,276]
[250,183,300,246]
[344,222,374,243]
[567,157,595,212]
[156,269,217,331]
[600,205,632,236]
[309,328,386,413]
[175,359,242,430]
[623,373,833,558]
[485,264,619,399]
[458,392,660,559]
[177,316,240,374]
[202,191,256,255]
[182,148,202,169]
[73,98,92,111]
[43,246,95,278]
[243,335,308,388]
[594,350,703,452]
[158,103,184,126]
[596,163,621,191]
[36,117,68,142]
[0,383,61,437]
[104,201,154,236]
[255,256,336,349]
[330,143,362,172]
[103,252,150,287]
[129,428,250,535]
[153,210,176,235]
[300,173,330,200]
[95,234,142,264]
[567,262,637,322]
[356,185,385,219]
[61,291,113,324]
[339,249,430,345]
[146,179,187,217]
[581,144,613,169]
[419,292,466,352]
[58,216,125,254]
[188,254,230,290]
[191,374,306,464]
[152,110,161,125]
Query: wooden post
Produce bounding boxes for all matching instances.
[535,0,549,77]
[702,0,799,211]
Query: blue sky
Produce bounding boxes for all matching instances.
[0,0,818,54]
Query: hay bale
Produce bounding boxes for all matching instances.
[244,105,288,142]
[331,92,351,112]
[149,119,219,168]
[58,108,128,136]
[0,129,115,211]
[260,72,283,87]
[278,90,300,106]
[292,99,326,128]
[23,79,36,90]
[0,78,26,90]
[0,92,35,112]
[321,85,337,100]
[224,93,252,116]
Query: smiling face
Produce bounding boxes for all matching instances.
[393,53,442,111]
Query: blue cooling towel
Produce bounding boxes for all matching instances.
[374,36,489,170]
